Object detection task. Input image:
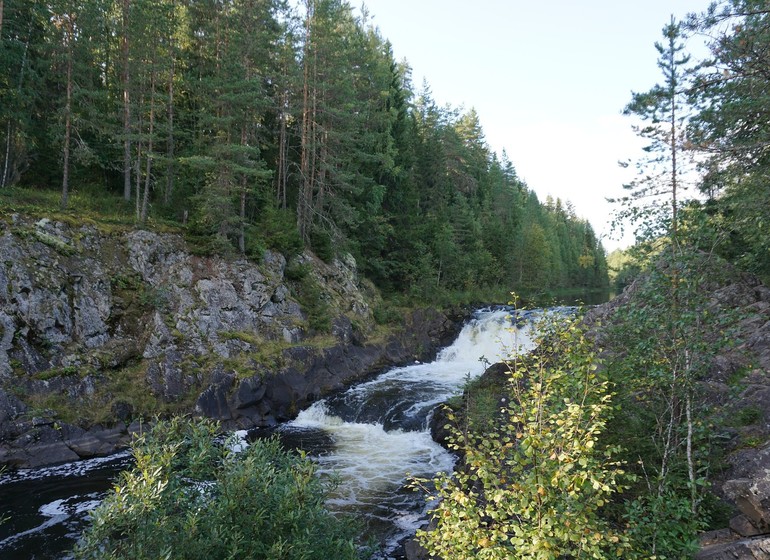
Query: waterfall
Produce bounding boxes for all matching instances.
[0,308,542,559]
[282,308,538,554]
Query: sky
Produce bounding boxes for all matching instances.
[356,0,712,250]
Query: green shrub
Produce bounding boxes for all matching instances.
[624,491,704,559]
[258,206,304,257]
[244,225,267,260]
[412,315,633,559]
[735,405,762,427]
[284,261,331,333]
[309,226,334,262]
[372,303,402,325]
[74,417,366,560]
[284,261,311,282]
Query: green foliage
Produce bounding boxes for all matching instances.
[413,315,632,559]
[1,0,611,298]
[734,405,762,427]
[372,302,403,325]
[604,246,733,556]
[34,365,79,381]
[624,491,703,559]
[309,226,334,263]
[257,206,304,258]
[450,371,504,431]
[285,260,331,333]
[614,16,693,245]
[284,261,311,282]
[670,2,770,280]
[137,286,170,311]
[607,248,642,293]
[74,417,365,560]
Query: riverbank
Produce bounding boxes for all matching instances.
[416,257,770,559]
[0,215,463,468]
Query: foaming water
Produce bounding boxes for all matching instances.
[282,308,538,555]
[0,308,542,559]
[0,452,131,559]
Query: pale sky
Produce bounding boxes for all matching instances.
[357,0,712,250]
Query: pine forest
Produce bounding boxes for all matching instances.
[0,0,608,300]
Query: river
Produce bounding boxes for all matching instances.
[0,308,539,559]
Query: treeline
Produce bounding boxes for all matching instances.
[612,1,770,282]
[683,1,770,280]
[0,0,607,297]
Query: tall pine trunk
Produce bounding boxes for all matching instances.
[140,69,156,223]
[164,0,176,207]
[2,20,31,188]
[134,96,142,220]
[165,57,175,206]
[276,88,288,209]
[121,0,132,201]
[298,0,314,242]
[239,126,248,253]
[61,16,74,210]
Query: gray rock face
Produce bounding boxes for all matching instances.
[194,308,459,430]
[0,389,26,428]
[699,444,770,558]
[696,536,770,560]
[725,477,770,534]
[0,217,459,468]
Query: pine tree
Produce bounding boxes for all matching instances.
[615,16,693,244]
[688,1,770,277]
[0,0,46,188]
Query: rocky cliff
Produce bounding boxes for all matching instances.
[0,216,460,468]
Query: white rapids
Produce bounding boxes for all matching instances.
[282,308,538,554]
[0,308,547,559]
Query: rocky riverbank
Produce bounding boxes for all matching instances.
[586,261,770,558]
[0,216,461,468]
[416,260,770,559]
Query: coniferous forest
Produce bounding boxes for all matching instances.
[5,1,770,558]
[0,0,608,299]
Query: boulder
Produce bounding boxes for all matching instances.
[0,388,26,424]
[66,426,126,458]
[731,514,765,538]
[195,374,235,421]
[724,477,770,534]
[695,536,770,560]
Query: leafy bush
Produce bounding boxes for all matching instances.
[412,315,632,559]
[735,405,762,427]
[604,247,733,550]
[258,206,304,257]
[372,303,402,325]
[74,417,366,560]
[284,261,331,333]
[284,261,311,282]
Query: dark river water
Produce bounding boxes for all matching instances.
[0,308,544,559]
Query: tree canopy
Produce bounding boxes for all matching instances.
[0,0,608,299]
